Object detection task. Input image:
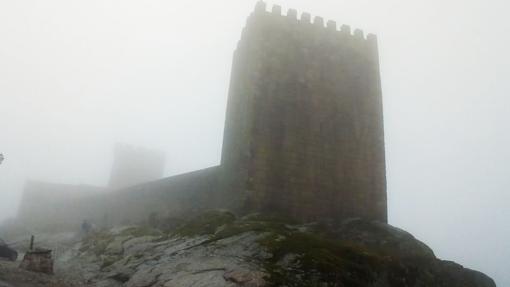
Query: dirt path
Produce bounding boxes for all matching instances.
[0,260,88,287]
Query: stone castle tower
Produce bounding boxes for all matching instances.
[221,2,387,222]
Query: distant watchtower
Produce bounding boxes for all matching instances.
[221,2,387,222]
[109,144,165,189]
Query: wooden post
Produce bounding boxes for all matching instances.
[29,235,34,250]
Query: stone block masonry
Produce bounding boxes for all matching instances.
[221,1,387,222]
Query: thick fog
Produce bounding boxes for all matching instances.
[0,0,508,285]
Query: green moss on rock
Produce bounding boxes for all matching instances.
[79,231,115,256]
[119,226,163,238]
[258,230,384,286]
[174,210,236,237]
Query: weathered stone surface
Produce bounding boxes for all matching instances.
[123,236,158,255]
[331,218,436,259]
[162,270,235,287]
[221,2,387,223]
[96,279,122,287]
[124,268,159,287]
[55,211,495,287]
[104,236,130,255]
[223,269,266,287]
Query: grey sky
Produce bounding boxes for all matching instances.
[0,0,508,285]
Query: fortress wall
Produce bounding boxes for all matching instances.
[16,167,221,230]
[222,2,387,222]
[17,181,107,230]
[102,166,221,225]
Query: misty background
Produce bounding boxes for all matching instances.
[0,0,508,285]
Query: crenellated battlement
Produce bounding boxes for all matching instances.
[252,1,377,42]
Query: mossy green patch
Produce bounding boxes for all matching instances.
[101,255,122,270]
[173,210,236,237]
[79,231,115,256]
[119,226,163,238]
[189,213,385,286]
[212,219,291,241]
[140,213,426,286]
[259,231,384,286]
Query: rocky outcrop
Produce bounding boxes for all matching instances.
[57,211,496,287]
[0,260,83,287]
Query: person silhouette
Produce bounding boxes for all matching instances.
[81,220,92,234]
